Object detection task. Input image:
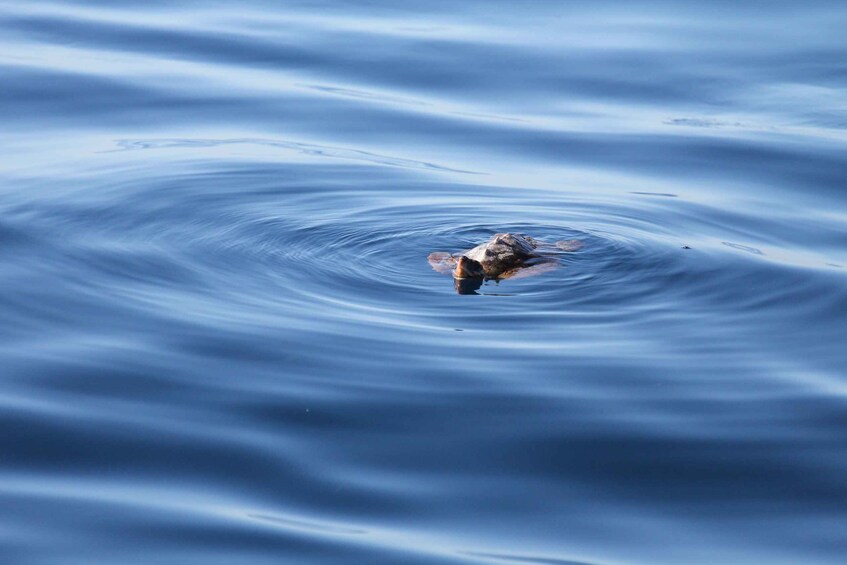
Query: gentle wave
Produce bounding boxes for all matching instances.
[2,1,847,564]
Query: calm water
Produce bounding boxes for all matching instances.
[2,1,847,563]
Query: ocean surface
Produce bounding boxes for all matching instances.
[2,1,846,563]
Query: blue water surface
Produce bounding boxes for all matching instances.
[2,1,847,563]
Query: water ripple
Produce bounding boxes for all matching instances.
[2,1,847,564]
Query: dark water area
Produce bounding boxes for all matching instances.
[2,1,847,563]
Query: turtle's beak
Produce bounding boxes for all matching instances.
[454,256,485,279]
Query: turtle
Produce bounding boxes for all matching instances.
[428,233,582,293]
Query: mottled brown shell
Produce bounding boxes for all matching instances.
[428,233,582,281]
[461,233,539,277]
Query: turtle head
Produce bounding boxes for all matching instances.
[453,255,485,279]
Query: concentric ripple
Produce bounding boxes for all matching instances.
[3,1,847,563]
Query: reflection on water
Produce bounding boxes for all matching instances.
[454,277,483,295]
[1,1,847,564]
